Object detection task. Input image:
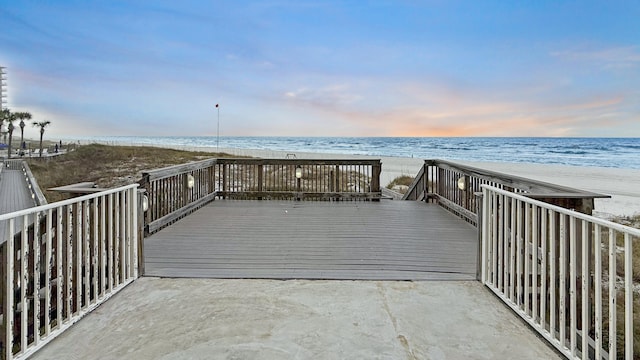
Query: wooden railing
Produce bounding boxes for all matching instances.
[138,159,217,235]
[1,161,22,171]
[214,159,381,200]
[481,185,638,360]
[20,162,46,206]
[404,160,608,226]
[139,158,382,234]
[0,185,140,360]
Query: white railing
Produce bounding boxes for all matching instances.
[0,184,139,360]
[481,185,638,360]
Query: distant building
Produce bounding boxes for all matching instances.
[0,66,6,110]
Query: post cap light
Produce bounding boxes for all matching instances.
[457,176,467,191]
[187,174,195,189]
[295,166,303,179]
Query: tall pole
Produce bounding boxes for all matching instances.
[216,103,220,150]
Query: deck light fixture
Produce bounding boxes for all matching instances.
[457,176,467,191]
[187,174,195,189]
[142,195,149,212]
[295,165,303,179]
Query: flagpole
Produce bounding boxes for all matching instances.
[216,104,220,150]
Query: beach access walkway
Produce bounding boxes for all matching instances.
[0,163,36,235]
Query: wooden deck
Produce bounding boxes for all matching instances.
[145,200,478,280]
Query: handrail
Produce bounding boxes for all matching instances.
[21,161,47,206]
[403,163,426,201]
[1,185,140,359]
[404,159,609,226]
[480,185,637,359]
[139,158,382,235]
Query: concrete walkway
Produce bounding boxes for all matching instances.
[31,278,560,360]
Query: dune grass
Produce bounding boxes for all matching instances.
[386,175,414,194]
[27,143,232,202]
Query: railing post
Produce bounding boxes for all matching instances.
[257,164,263,200]
[207,166,214,195]
[371,161,381,199]
[136,189,146,276]
[182,173,189,208]
[476,191,484,281]
[138,175,150,236]
[222,164,227,199]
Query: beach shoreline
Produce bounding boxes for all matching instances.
[76,140,640,218]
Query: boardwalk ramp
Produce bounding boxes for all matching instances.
[0,163,37,237]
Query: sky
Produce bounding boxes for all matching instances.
[0,1,639,139]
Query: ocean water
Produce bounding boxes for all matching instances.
[68,136,640,170]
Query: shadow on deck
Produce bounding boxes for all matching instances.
[144,200,479,280]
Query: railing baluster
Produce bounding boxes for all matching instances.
[569,216,577,358]
[65,204,72,321]
[497,194,504,291]
[100,195,106,297]
[539,208,547,331]
[509,197,516,302]
[491,193,498,286]
[45,209,53,337]
[120,191,126,284]
[532,204,539,322]
[83,201,90,310]
[549,210,557,343]
[5,219,15,360]
[56,206,63,331]
[594,224,602,360]
[581,220,589,360]
[75,203,82,314]
[524,203,531,317]
[108,194,114,293]
[516,199,523,307]
[92,199,99,304]
[20,215,28,354]
[33,211,40,346]
[623,233,632,360]
[559,214,566,349]
[608,229,616,360]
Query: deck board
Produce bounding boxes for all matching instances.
[144,200,478,280]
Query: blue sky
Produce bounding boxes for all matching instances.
[1,1,639,138]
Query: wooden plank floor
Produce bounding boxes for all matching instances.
[0,169,37,239]
[144,200,478,280]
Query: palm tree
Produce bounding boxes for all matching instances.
[16,111,32,152]
[6,110,16,158]
[0,108,9,144]
[32,120,51,157]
